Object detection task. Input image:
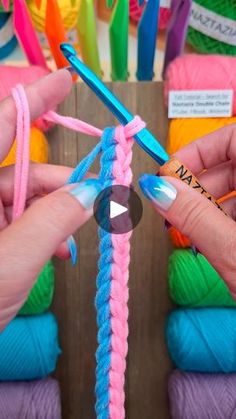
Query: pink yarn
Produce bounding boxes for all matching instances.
[164,54,236,114]
[129,0,171,30]
[110,117,145,418]
[11,84,30,221]
[0,65,51,131]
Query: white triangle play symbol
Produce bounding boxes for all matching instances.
[110,200,128,219]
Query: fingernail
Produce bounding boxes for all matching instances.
[69,179,102,210]
[164,220,172,231]
[139,174,177,211]
[67,235,77,266]
[191,245,200,257]
[66,66,77,76]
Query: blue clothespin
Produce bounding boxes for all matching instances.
[137,0,160,81]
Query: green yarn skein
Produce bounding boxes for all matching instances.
[187,0,236,56]
[19,261,55,315]
[169,249,236,307]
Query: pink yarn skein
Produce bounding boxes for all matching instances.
[129,0,171,30]
[164,54,236,115]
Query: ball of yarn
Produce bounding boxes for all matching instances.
[19,261,54,315]
[0,313,60,380]
[27,0,80,51]
[0,378,61,419]
[167,117,236,155]
[187,0,236,56]
[129,0,171,30]
[164,54,236,115]
[169,370,236,419]
[169,250,236,307]
[0,65,51,131]
[0,13,17,59]
[166,308,236,373]
[167,116,236,247]
[1,126,49,167]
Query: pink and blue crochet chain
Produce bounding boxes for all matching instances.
[12,84,145,419]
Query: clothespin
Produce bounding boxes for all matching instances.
[162,0,192,77]
[137,0,160,81]
[107,0,129,81]
[45,0,69,69]
[77,0,102,78]
[13,0,47,67]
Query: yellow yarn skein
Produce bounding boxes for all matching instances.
[1,127,49,167]
[27,0,81,51]
[167,117,236,156]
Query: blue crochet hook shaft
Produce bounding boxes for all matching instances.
[60,43,169,166]
[137,0,160,81]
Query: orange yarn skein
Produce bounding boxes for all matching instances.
[167,118,236,247]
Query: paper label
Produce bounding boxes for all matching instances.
[160,0,170,8]
[168,90,233,118]
[0,16,14,48]
[189,2,236,46]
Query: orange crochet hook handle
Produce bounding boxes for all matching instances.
[159,157,228,217]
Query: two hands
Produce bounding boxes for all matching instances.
[0,68,236,330]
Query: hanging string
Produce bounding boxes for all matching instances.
[10,84,145,419]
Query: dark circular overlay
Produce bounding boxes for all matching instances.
[93,185,143,234]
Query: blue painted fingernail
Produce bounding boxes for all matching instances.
[69,179,102,210]
[139,174,177,211]
[67,235,78,266]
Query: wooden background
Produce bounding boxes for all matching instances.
[49,82,173,419]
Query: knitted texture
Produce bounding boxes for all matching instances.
[63,118,144,419]
[0,313,60,381]
[0,378,61,419]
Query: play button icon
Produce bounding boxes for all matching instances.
[110,201,128,219]
[94,185,143,234]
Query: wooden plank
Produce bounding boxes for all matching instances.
[49,82,173,419]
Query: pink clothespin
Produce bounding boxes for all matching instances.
[1,0,10,11]
[13,0,47,68]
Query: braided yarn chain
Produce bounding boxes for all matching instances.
[10,85,145,419]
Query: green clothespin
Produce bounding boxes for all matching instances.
[77,0,102,78]
[107,0,129,81]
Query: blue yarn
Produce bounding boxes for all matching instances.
[166,308,236,373]
[0,313,60,381]
[68,127,116,418]
[0,13,17,60]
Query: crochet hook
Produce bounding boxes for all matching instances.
[107,0,129,81]
[137,0,160,81]
[60,43,228,217]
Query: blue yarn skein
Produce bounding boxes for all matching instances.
[166,308,236,373]
[0,313,60,381]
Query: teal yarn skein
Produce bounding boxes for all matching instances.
[0,313,60,380]
[166,308,236,373]
[187,0,236,56]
